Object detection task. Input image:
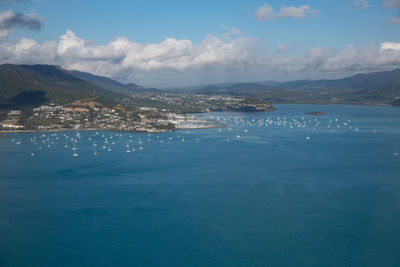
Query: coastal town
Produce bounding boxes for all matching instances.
[0,93,273,132]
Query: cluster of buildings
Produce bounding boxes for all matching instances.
[136,93,247,113]
[140,93,273,112]
[0,110,24,130]
[0,94,272,132]
[27,104,178,132]
[0,103,198,132]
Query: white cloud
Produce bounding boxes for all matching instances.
[275,45,290,53]
[218,24,242,37]
[354,0,369,8]
[0,30,400,86]
[229,27,242,36]
[380,42,400,51]
[255,3,319,21]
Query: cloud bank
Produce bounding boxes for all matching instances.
[0,30,400,86]
[255,3,319,21]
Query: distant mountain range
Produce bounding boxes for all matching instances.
[171,68,400,106]
[0,63,399,109]
[182,68,400,95]
[278,68,400,91]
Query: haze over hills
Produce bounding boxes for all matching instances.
[278,68,400,91]
[177,68,400,106]
[185,68,400,95]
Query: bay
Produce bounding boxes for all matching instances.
[1,104,400,266]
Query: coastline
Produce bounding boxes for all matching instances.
[176,123,227,130]
[4,103,396,135]
[0,123,227,134]
[0,128,99,134]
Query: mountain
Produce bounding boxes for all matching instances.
[279,68,400,91]
[1,64,400,110]
[192,83,275,96]
[0,64,119,108]
[189,68,400,96]
[69,70,158,94]
[181,68,400,106]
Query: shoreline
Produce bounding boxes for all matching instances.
[176,124,226,130]
[0,123,227,134]
[0,128,99,134]
[2,103,397,134]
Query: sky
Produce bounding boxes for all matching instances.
[0,0,400,87]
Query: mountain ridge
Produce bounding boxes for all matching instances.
[176,68,400,94]
[68,70,151,95]
[0,64,119,108]
[1,64,400,109]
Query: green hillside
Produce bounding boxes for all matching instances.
[69,70,159,95]
[0,64,118,109]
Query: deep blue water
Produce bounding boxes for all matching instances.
[1,104,400,266]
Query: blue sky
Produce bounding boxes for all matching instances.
[0,0,400,87]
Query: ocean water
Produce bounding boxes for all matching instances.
[1,104,400,266]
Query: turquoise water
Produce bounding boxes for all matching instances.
[1,104,400,266]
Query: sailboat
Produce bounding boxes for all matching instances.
[72,143,78,157]
[394,145,398,157]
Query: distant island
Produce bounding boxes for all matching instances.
[305,112,328,116]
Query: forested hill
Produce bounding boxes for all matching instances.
[0,64,119,108]
[69,70,156,95]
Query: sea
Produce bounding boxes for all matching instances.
[1,104,400,266]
